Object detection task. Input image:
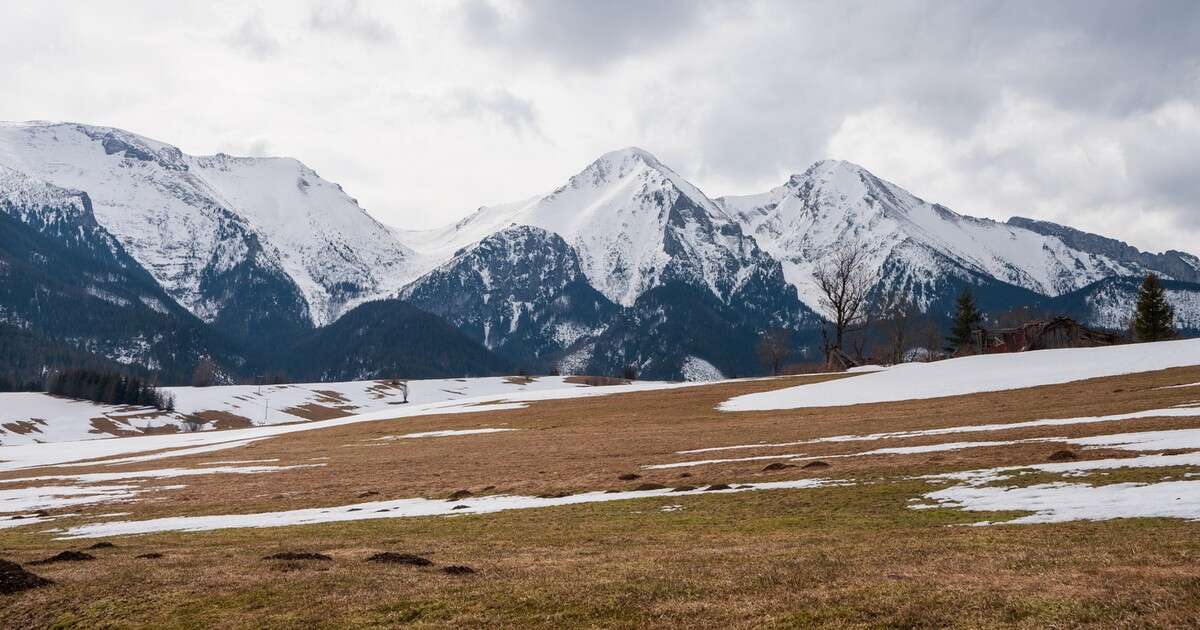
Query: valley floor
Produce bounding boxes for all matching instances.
[3,345,1200,627]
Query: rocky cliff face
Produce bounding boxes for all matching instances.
[1008,216,1200,284]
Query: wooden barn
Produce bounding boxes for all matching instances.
[974,317,1125,354]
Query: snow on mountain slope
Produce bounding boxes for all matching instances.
[1008,216,1200,284]
[0,165,108,252]
[190,153,417,320]
[401,225,616,359]
[398,147,778,308]
[1055,276,1200,332]
[0,165,90,228]
[0,122,414,326]
[0,163,246,377]
[720,160,1142,316]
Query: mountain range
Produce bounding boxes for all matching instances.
[1,121,1197,382]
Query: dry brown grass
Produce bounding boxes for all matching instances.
[280,403,354,421]
[3,367,1200,627]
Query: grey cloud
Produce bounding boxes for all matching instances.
[627,0,1200,249]
[390,88,539,135]
[310,0,396,44]
[461,0,711,69]
[444,88,539,134]
[227,12,280,59]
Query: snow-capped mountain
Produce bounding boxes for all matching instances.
[0,122,416,333]
[719,160,1146,318]
[400,147,796,312]
[4,119,1198,382]
[395,148,818,376]
[402,225,617,363]
[0,166,240,380]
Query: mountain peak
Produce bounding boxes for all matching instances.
[576,146,668,185]
[597,146,660,164]
[788,159,873,187]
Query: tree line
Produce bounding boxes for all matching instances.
[757,245,1179,375]
[44,367,175,410]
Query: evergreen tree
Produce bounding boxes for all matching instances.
[1133,273,1176,342]
[947,287,983,352]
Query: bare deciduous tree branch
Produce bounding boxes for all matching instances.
[812,245,872,356]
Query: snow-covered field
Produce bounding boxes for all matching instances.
[722,338,1200,411]
[0,376,693,472]
[0,375,673,446]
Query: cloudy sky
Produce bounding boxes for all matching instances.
[4,0,1198,251]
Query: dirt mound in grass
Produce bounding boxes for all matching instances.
[29,551,94,565]
[761,462,795,472]
[85,542,117,550]
[443,565,476,575]
[633,483,666,491]
[263,552,332,561]
[1048,450,1079,462]
[802,460,831,470]
[136,553,164,559]
[0,559,53,594]
[366,553,433,566]
[617,473,641,481]
[446,489,472,501]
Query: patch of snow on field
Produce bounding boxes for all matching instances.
[929,451,1200,487]
[916,446,1200,524]
[652,439,1033,469]
[1065,427,1200,452]
[721,338,1200,411]
[1,484,139,514]
[54,479,831,538]
[921,480,1200,525]
[0,464,324,486]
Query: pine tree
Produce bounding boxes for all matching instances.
[947,287,983,352]
[1133,273,1176,342]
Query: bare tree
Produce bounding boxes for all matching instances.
[812,245,873,358]
[756,328,793,376]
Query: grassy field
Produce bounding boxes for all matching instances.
[3,367,1200,628]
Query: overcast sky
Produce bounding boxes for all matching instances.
[3,0,1198,252]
